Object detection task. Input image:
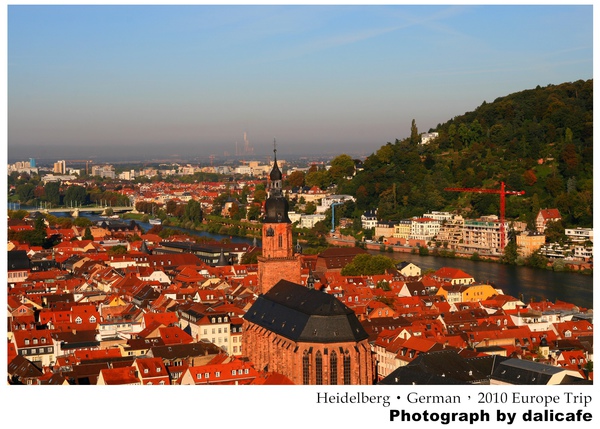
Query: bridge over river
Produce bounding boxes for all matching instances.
[21,205,137,217]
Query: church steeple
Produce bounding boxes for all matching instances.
[258,141,301,295]
[264,139,290,223]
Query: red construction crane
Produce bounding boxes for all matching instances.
[444,182,525,250]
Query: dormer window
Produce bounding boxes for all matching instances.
[75,316,82,324]
[24,339,30,345]
[33,338,38,345]
[89,316,96,323]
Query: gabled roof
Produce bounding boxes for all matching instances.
[538,208,561,220]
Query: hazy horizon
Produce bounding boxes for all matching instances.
[7,4,593,163]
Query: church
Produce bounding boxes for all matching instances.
[242,144,374,385]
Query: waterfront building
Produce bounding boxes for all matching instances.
[516,230,546,258]
[361,209,378,230]
[374,220,396,241]
[460,215,508,255]
[393,219,411,240]
[536,208,562,233]
[434,215,464,249]
[409,217,440,243]
[565,227,593,243]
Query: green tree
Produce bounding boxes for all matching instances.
[184,199,203,225]
[329,154,355,184]
[44,182,61,206]
[108,245,128,255]
[64,185,87,206]
[83,227,94,241]
[410,119,419,144]
[285,171,306,188]
[16,183,35,202]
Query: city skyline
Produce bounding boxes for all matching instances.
[7,4,593,161]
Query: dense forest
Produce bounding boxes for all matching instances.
[337,79,593,230]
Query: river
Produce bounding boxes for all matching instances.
[369,251,593,310]
[40,210,595,309]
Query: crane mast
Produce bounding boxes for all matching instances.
[444,182,525,251]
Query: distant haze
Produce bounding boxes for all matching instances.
[7,5,592,163]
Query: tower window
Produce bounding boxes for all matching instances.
[278,234,283,248]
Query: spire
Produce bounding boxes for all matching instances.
[269,138,282,182]
[264,140,290,223]
[216,248,228,266]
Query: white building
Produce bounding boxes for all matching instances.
[565,227,593,243]
[317,194,356,214]
[299,214,326,229]
[423,211,453,222]
[420,132,439,145]
[361,210,378,230]
[409,217,441,242]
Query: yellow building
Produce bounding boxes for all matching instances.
[436,283,498,303]
[516,231,546,257]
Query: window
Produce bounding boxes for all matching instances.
[203,329,207,335]
[218,317,222,323]
[41,337,46,344]
[233,346,238,353]
[218,328,222,334]
[231,370,237,375]
[89,316,96,323]
[224,327,228,333]
[212,328,215,334]
[204,373,209,379]
[144,368,149,374]
[24,339,29,345]
[330,351,338,385]
[215,372,220,377]
[343,352,351,385]
[197,374,202,379]
[75,316,82,324]
[302,351,310,385]
[244,369,249,374]
[33,338,38,345]
[315,351,323,385]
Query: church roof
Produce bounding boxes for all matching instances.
[244,280,368,343]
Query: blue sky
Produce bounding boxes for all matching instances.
[7,4,593,161]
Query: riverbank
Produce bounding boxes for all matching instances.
[326,234,592,276]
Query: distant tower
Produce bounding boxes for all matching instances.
[257,140,302,294]
[29,158,36,168]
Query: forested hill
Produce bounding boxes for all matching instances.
[338,79,592,229]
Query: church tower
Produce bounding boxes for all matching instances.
[257,141,302,294]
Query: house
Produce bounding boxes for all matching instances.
[536,208,561,233]
[97,366,142,385]
[8,250,30,286]
[432,267,475,285]
[379,350,492,385]
[516,230,546,257]
[179,357,259,385]
[7,355,44,385]
[395,261,421,278]
[132,357,170,385]
[490,358,587,385]
[11,329,56,367]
